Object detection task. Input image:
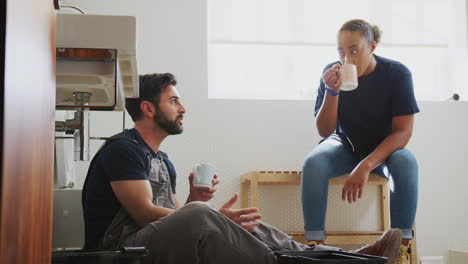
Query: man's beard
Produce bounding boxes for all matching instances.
[153,110,183,135]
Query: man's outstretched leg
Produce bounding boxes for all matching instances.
[252,222,341,252]
[253,223,402,264]
[350,229,402,264]
[123,202,276,264]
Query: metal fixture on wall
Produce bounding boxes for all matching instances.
[446,93,461,101]
[54,0,86,14]
[55,92,91,161]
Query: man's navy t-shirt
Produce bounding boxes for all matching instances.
[82,129,177,249]
[315,55,420,159]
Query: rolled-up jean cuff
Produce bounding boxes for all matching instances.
[305,230,326,241]
[401,229,414,240]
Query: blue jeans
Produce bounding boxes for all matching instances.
[301,138,418,240]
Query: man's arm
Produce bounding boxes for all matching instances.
[342,114,414,202]
[316,64,342,138]
[111,180,175,227]
[173,194,181,209]
[359,114,414,171]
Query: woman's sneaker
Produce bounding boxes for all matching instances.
[395,245,410,264]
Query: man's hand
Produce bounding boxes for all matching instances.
[342,164,371,203]
[219,193,261,232]
[187,172,220,202]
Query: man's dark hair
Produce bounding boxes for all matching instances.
[126,73,177,122]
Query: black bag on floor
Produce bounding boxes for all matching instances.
[52,247,148,264]
[274,250,387,264]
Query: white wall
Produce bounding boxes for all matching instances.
[63,0,468,262]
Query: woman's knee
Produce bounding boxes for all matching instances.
[302,150,332,174]
[387,149,418,170]
[302,139,352,175]
[301,155,333,195]
[387,149,418,186]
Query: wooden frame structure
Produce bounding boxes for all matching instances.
[240,171,418,263]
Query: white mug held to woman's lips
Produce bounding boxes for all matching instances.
[339,64,358,91]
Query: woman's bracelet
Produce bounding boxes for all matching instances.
[325,86,340,96]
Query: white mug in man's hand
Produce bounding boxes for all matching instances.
[192,163,215,189]
[339,64,358,91]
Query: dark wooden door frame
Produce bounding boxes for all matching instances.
[1,0,55,263]
[1,0,6,196]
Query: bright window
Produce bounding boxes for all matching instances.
[208,0,468,101]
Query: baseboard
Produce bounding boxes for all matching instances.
[420,256,443,264]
